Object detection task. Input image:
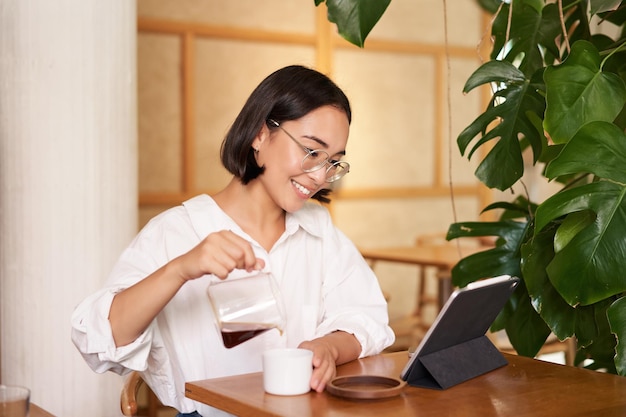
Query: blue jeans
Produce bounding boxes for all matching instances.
[176,412,202,417]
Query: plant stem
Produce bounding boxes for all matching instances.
[558,0,571,53]
[600,40,626,70]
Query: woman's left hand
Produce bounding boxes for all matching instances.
[297,339,338,392]
[298,331,361,392]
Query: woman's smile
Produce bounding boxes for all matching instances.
[292,179,313,197]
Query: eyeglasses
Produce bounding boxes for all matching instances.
[267,119,350,183]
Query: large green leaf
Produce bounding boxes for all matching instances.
[501,279,552,357]
[491,1,562,76]
[476,0,502,13]
[457,61,545,190]
[534,181,626,306]
[576,298,618,373]
[483,196,538,221]
[535,121,626,306]
[522,222,577,340]
[522,221,622,369]
[447,220,528,287]
[543,41,626,144]
[523,217,622,342]
[314,0,390,47]
[608,297,626,375]
[545,121,626,184]
[590,0,623,14]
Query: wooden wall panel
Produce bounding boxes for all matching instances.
[137,33,182,193]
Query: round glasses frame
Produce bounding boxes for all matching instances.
[267,119,350,183]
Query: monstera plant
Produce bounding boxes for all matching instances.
[446,0,626,375]
[318,0,626,374]
[314,0,391,47]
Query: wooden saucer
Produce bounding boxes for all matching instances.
[327,375,407,400]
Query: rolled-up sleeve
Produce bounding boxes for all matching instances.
[70,242,163,375]
[70,286,154,375]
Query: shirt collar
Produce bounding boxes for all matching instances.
[286,203,324,239]
[184,194,324,240]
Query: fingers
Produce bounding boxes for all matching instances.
[298,341,337,393]
[218,232,264,273]
[178,230,265,281]
[310,354,336,392]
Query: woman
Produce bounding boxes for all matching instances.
[71,65,394,416]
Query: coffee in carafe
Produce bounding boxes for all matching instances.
[220,323,277,348]
[207,272,286,348]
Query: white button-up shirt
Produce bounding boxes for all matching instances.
[71,195,394,416]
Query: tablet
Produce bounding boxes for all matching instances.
[400,275,520,389]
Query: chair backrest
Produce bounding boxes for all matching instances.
[120,371,143,417]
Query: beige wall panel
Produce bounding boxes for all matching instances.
[442,56,483,186]
[369,0,482,47]
[334,50,436,189]
[445,0,484,47]
[138,33,182,193]
[194,39,316,191]
[139,205,172,229]
[375,262,420,320]
[333,196,481,248]
[137,0,315,33]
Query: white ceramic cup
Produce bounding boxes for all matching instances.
[262,348,313,395]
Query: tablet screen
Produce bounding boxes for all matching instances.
[400,275,520,383]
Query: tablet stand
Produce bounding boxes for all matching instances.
[406,335,507,390]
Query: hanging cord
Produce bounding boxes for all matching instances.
[442,0,467,256]
[441,0,457,226]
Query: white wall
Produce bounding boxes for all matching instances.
[0,1,137,415]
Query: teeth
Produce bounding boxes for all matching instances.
[292,180,311,196]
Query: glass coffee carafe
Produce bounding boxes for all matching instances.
[207,271,286,348]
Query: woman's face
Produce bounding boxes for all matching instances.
[254,105,350,212]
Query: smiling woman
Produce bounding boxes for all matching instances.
[219,65,351,204]
[136,0,488,378]
[71,65,395,417]
[254,106,350,211]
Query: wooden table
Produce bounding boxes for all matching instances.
[32,403,55,417]
[360,244,479,271]
[185,351,626,417]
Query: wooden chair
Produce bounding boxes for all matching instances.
[121,371,142,416]
[121,371,174,417]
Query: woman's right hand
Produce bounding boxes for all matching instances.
[110,230,264,347]
[174,230,265,281]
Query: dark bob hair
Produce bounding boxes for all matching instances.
[220,65,351,203]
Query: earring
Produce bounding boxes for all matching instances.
[253,147,259,153]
